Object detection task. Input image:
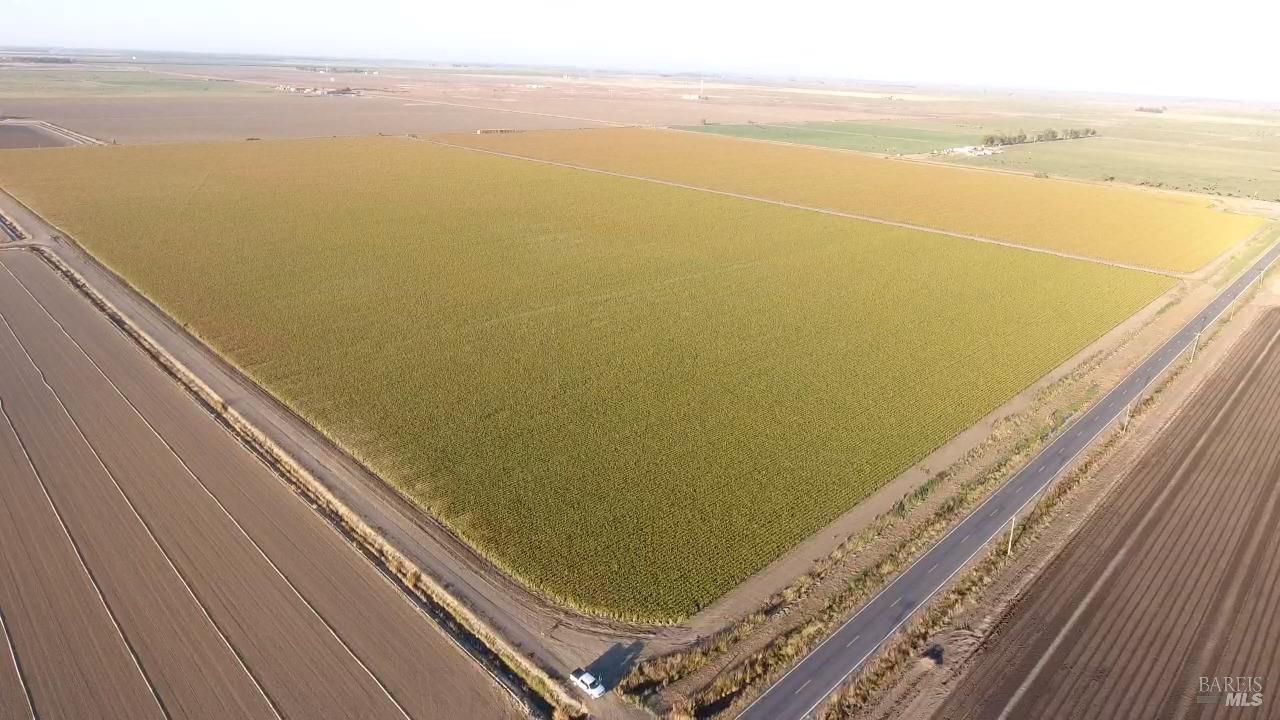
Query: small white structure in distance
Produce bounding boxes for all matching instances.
[681,76,709,101]
[937,145,1002,157]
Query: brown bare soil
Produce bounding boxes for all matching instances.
[928,306,1280,720]
[0,94,603,144]
[0,62,1127,144]
[147,63,945,127]
[3,61,907,144]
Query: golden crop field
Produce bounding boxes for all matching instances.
[0,138,1174,621]
[443,128,1265,274]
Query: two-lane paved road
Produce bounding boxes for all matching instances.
[739,242,1280,720]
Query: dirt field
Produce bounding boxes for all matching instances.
[7,61,1279,210]
[0,123,71,148]
[0,95,603,143]
[933,308,1280,720]
[2,62,918,143]
[144,63,950,127]
[0,248,521,719]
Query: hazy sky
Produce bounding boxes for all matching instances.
[3,0,1277,102]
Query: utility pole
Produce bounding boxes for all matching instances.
[1006,514,1016,557]
[1122,401,1133,432]
[1190,331,1203,363]
[1233,267,1270,322]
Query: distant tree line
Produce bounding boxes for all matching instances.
[2,56,73,64]
[294,65,367,74]
[982,127,1097,146]
[1135,106,1167,113]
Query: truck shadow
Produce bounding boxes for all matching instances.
[586,640,644,690]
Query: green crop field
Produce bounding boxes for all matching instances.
[0,137,1174,620]
[683,121,981,154]
[690,110,1280,204]
[0,67,266,97]
[948,133,1280,203]
[917,108,1280,202]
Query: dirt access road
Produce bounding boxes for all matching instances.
[0,248,522,718]
[935,308,1280,720]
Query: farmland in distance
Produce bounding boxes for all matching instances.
[445,127,1264,273]
[949,129,1280,203]
[683,121,981,154]
[0,67,267,97]
[0,137,1174,620]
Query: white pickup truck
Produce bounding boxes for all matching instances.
[570,668,606,699]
